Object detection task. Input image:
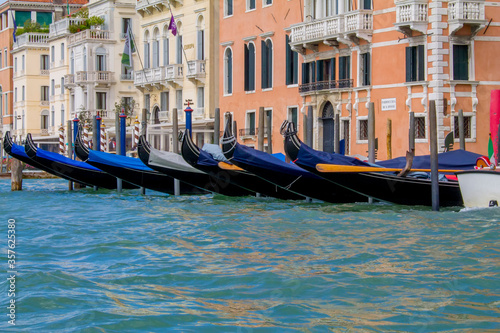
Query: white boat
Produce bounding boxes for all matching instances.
[456,169,500,208]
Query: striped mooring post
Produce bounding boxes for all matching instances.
[133,117,140,149]
[83,122,89,148]
[59,125,65,155]
[100,123,107,152]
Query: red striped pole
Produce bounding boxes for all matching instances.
[59,125,65,155]
[83,122,89,148]
[100,123,107,152]
[133,117,140,149]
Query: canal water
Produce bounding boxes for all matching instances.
[0,178,499,332]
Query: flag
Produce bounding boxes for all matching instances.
[168,15,177,36]
[11,11,17,43]
[67,0,70,16]
[489,133,495,165]
[121,25,135,68]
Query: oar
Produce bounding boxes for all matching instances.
[316,164,462,173]
[218,162,244,171]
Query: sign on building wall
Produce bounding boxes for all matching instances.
[381,98,397,111]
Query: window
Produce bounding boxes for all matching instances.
[14,88,17,102]
[61,105,65,124]
[51,79,55,96]
[96,92,107,110]
[144,94,150,113]
[22,86,25,101]
[22,55,25,71]
[360,52,371,86]
[362,0,371,10]
[264,0,273,6]
[70,51,75,74]
[160,91,169,111]
[406,45,425,82]
[41,55,49,70]
[285,35,298,85]
[302,62,315,84]
[41,86,49,101]
[197,29,204,60]
[122,18,131,38]
[61,77,65,95]
[176,35,183,64]
[339,55,351,86]
[96,47,106,71]
[244,43,255,91]
[14,57,17,72]
[36,12,52,26]
[288,107,298,129]
[415,115,426,139]
[224,48,233,95]
[246,111,256,135]
[342,119,350,155]
[4,49,6,68]
[122,97,133,112]
[263,109,273,131]
[122,64,132,80]
[61,43,65,60]
[41,110,49,130]
[51,46,55,63]
[3,94,5,117]
[225,0,233,16]
[83,47,87,71]
[0,52,2,69]
[316,58,335,82]
[453,44,469,81]
[197,87,204,109]
[0,88,2,116]
[144,39,150,68]
[453,115,472,139]
[359,118,368,140]
[152,29,160,68]
[261,39,273,89]
[175,90,183,111]
[51,107,55,127]
[247,0,256,11]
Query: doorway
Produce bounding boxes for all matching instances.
[322,102,335,153]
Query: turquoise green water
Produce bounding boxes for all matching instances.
[0,179,499,332]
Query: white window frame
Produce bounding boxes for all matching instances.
[247,0,256,12]
[263,0,273,8]
[244,109,256,137]
[224,47,233,96]
[452,111,476,143]
[356,116,368,144]
[224,0,234,18]
[287,106,299,129]
[414,113,428,143]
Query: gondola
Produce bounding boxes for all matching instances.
[181,129,303,200]
[137,134,253,197]
[74,130,207,195]
[220,120,366,203]
[282,121,467,207]
[4,131,48,171]
[23,133,137,190]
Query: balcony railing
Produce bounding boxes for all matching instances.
[68,29,111,45]
[49,17,87,38]
[121,73,134,80]
[12,33,49,51]
[40,100,50,106]
[75,71,115,85]
[134,67,165,86]
[40,129,49,136]
[239,128,257,137]
[299,79,353,94]
[165,64,184,82]
[40,69,49,75]
[187,60,206,80]
[78,110,114,119]
[290,10,372,46]
[395,1,428,34]
[64,74,75,86]
[193,107,204,119]
[136,0,169,15]
[158,110,170,121]
[448,0,487,35]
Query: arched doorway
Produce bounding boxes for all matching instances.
[321,102,335,153]
[152,105,160,124]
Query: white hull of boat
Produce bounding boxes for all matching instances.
[456,170,500,208]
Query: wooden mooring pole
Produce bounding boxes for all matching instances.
[214,107,220,145]
[67,120,73,191]
[258,107,265,151]
[387,118,392,160]
[429,100,440,211]
[10,158,22,191]
[172,107,180,196]
[458,109,465,150]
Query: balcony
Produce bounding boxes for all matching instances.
[78,110,115,120]
[75,71,115,86]
[299,79,353,95]
[448,0,487,36]
[193,107,204,120]
[40,69,49,76]
[394,0,429,35]
[12,33,49,51]
[49,17,87,38]
[186,60,206,83]
[134,67,165,90]
[289,11,372,52]
[121,73,134,81]
[68,29,112,46]
[40,100,50,106]
[165,64,184,87]
[239,128,257,137]
[136,0,169,17]
[64,74,75,87]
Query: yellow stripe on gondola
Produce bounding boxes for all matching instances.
[218,162,244,171]
[316,164,461,173]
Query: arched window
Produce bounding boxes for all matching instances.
[224,47,233,95]
[152,28,160,68]
[163,25,169,66]
[261,39,273,89]
[96,47,106,71]
[61,104,65,124]
[51,106,55,127]
[176,22,183,64]
[196,16,205,60]
[83,47,87,71]
[41,110,49,130]
[244,43,255,91]
[144,30,150,68]
[70,51,75,74]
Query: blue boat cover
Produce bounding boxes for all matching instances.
[197,149,220,167]
[11,143,30,158]
[234,144,321,179]
[377,149,482,170]
[88,150,153,171]
[36,147,101,171]
[296,143,372,169]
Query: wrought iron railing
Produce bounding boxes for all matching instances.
[299,79,353,93]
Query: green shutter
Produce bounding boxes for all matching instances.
[249,44,255,90]
[36,12,52,27]
[286,35,291,85]
[330,58,336,81]
[267,41,273,88]
[302,63,308,84]
[244,44,249,91]
[417,45,425,81]
[405,47,412,82]
[316,60,323,82]
[454,44,469,80]
[15,11,31,27]
[261,40,267,89]
[292,50,298,84]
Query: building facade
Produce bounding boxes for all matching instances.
[134,0,219,151]
[218,0,303,153]
[289,0,497,159]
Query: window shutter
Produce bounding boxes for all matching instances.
[417,45,425,81]
[261,40,267,89]
[249,44,255,90]
[364,53,371,85]
[302,63,308,84]
[267,41,273,88]
[244,45,249,91]
[316,60,323,82]
[292,49,298,84]
[286,35,291,85]
[197,30,203,60]
[339,57,345,80]
[330,58,336,81]
[405,47,412,82]
[163,38,169,66]
[228,51,232,94]
[311,62,316,82]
